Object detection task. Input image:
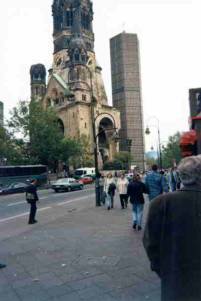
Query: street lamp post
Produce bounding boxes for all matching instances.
[145,116,163,169]
[87,69,102,207]
[126,138,132,170]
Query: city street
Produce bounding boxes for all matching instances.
[0,186,94,240]
[0,186,160,301]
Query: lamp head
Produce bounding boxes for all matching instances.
[145,127,151,135]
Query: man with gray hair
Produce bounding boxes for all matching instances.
[143,155,201,301]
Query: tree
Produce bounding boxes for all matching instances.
[145,156,157,169]
[161,132,182,168]
[7,101,82,169]
[60,138,82,166]
[78,134,94,167]
[103,160,123,171]
[114,151,133,170]
[0,126,27,165]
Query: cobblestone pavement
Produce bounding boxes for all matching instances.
[0,195,160,301]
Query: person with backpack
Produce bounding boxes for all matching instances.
[145,164,169,201]
[26,179,39,224]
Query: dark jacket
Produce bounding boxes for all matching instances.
[26,184,39,203]
[143,185,201,301]
[108,182,116,196]
[127,180,147,204]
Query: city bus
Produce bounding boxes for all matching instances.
[0,165,48,187]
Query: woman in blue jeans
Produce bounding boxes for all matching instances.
[127,174,147,231]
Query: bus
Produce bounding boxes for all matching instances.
[0,165,48,187]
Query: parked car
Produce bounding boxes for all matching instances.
[79,175,94,185]
[0,182,29,195]
[52,178,84,193]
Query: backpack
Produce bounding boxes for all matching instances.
[108,183,116,195]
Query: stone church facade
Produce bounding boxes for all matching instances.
[30,0,120,166]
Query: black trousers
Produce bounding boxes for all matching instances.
[120,194,128,208]
[29,202,37,223]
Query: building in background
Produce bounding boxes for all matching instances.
[0,101,4,126]
[30,0,120,167]
[180,88,201,157]
[110,32,145,170]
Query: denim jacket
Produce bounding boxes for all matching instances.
[145,171,168,201]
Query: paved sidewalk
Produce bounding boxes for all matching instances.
[0,197,160,301]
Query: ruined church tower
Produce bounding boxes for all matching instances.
[30,0,120,164]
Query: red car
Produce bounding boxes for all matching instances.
[79,176,94,185]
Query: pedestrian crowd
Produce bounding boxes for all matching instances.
[143,155,201,301]
[98,156,201,301]
[1,155,201,301]
[100,163,182,232]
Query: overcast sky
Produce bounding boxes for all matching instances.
[0,0,200,150]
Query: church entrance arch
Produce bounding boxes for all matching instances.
[98,117,115,164]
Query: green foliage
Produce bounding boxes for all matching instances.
[69,134,94,168]
[102,151,133,171]
[114,151,133,170]
[60,138,82,163]
[78,134,94,167]
[29,102,63,167]
[103,160,123,171]
[145,156,157,169]
[161,132,182,168]
[8,100,30,137]
[0,126,27,165]
[7,101,82,169]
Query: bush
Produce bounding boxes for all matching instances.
[103,160,123,170]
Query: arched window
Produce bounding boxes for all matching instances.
[33,74,38,81]
[81,13,90,30]
[86,14,90,30]
[74,49,80,62]
[81,50,86,63]
[66,10,73,27]
[57,119,65,136]
[55,14,62,30]
[55,98,59,106]
[47,98,51,107]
